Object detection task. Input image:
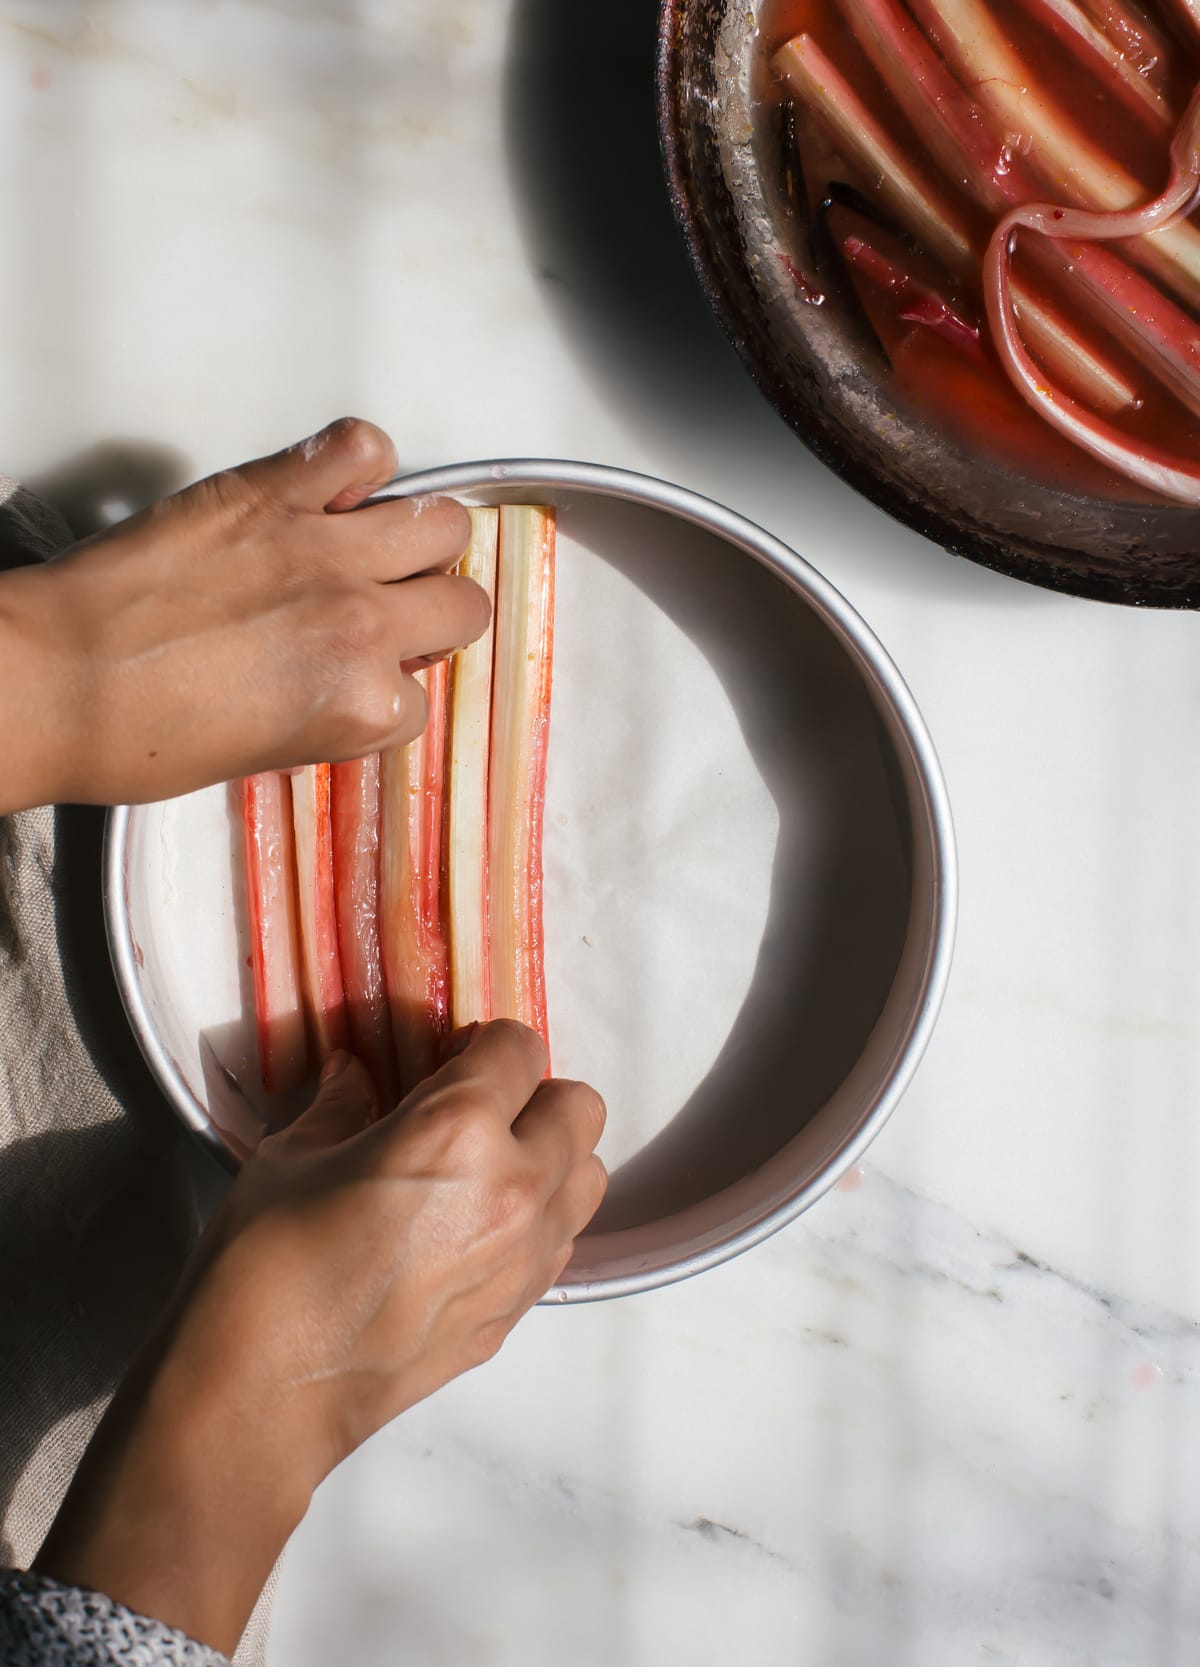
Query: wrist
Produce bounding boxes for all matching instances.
[0,562,85,812]
[36,1263,320,1655]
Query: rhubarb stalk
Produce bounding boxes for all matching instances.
[1014,0,1170,126]
[985,86,1200,500]
[909,0,1200,305]
[242,772,308,1094]
[487,506,554,1048]
[842,0,1200,419]
[380,661,451,1094]
[445,508,499,1031]
[774,32,1137,411]
[332,753,399,1109]
[291,762,348,1062]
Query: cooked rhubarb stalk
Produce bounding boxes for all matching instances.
[839,231,984,359]
[1015,0,1169,126]
[774,33,1136,412]
[487,505,554,1047]
[242,772,308,1094]
[985,87,1200,498]
[843,0,1200,416]
[774,35,971,274]
[446,507,499,1030]
[1171,0,1200,42]
[291,763,348,1063]
[1082,0,1173,87]
[380,661,451,1093]
[909,0,1200,305]
[332,753,398,1110]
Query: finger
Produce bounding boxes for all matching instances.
[512,1079,606,1184]
[239,417,399,513]
[544,1152,609,1245]
[393,1018,549,1129]
[275,1053,378,1149]
[325,493,472,582]
[375,572,491,665]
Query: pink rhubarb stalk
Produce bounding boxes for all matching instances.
[291,763,348,1063]
[773,34,972,274]
[774,32,1137,411]
[840,230,984,358]
[1169,0,1200,42]
[445,508,499,1032]
[242,772,308,1093]
[332,753,399,1109]
[1013,0,1170,126]
[985,85,1200,500]
[909,0,1200,306]
[487,505,555,1051]
[842,0,1200,419]
[380,661,451,1094]
[1081,0,1173,90]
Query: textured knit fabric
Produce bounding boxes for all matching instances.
[0,478,275,1665]
[0,1569,230,1666]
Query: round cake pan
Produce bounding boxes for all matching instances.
[105,458,956,1300]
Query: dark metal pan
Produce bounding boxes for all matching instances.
[657,0,1200,606]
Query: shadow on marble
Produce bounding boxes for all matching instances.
[502,0,1051,613]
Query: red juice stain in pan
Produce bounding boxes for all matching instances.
[755,0,1200,497]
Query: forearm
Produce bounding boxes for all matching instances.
[35,1257,320,1657]
[0,563,81,814]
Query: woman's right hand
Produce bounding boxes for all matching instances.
[38,1020,607,1655]
[210,1018,608,1460]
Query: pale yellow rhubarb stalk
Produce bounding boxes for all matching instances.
[445,508,499,1029]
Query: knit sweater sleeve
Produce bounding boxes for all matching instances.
[0,1569,231,1667]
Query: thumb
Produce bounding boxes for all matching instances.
[281,1052,378,1149]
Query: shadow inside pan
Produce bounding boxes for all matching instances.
[657,0,1200,607]
[554,496,912,1235]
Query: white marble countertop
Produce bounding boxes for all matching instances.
[4,3,1200,1662]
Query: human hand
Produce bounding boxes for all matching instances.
[0,417,484,812]
[36,1021,606,1654]
[206,1019,608,1465]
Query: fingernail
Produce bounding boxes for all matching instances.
[442,1022,478,1062]
[325,481,388,514]
[319,1050,351,1084]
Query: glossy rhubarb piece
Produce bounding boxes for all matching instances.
[1170,0,1200,41]
[380,659,451,1094]
[487,505,554,1049]
[1082,0,1174,88]
[842,0,1200,419]
[291,763,348,1063]
[909,0,1200,306]
[985,86,1200,499]
[242,772,308,1093]
[839,231,984,359]
[774,35,971,275]
[445,508,499,1032]
[332,753,399,1109]
[1014,0,1170,125]
[774,31,1137,412]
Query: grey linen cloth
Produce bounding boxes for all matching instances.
[0,479,274,1665]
